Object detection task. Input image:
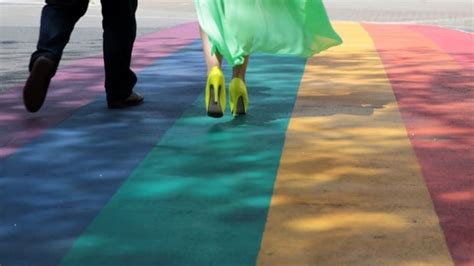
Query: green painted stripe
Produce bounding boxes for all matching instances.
[60,53,307,266]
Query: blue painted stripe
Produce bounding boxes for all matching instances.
[60,54,307,265]
[0,41,206,266]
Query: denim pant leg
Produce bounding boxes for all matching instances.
[101,0,138,101]
[30,0,89,73]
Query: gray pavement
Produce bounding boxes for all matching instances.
[0,0,473,92]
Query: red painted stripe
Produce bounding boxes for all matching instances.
[364,23,474,266]
[0,22,199,159]
[405,25,474,71]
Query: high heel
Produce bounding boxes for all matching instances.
[229,78,249,116]
[205,67,226,118]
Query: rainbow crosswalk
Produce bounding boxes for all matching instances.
[0,22,472,266]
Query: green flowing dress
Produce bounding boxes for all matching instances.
[195,0,343,66]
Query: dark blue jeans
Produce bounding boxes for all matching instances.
[30,0,138,101]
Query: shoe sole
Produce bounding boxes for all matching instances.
[23,58,54,113]
[107,98,144,109]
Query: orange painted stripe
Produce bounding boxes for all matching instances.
[364,23,474,266]
[257,23,453,265]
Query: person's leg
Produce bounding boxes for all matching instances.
[200,27,222,72]
[24,0,89,113]
[232,56,250,82]
[200,27,226,117]
[101,0,143,107]
[30,0,89,72]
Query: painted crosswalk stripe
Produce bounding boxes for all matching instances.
[257,23,453,265]
[59,54,307,265]
[0,41,207,266]
[364,23,473,266]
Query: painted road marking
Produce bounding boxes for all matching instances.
[365,23,474,266]
[0,41,207,266]
[406,24,474,70]
[0,23,199,160]
[1,22,472,265]
[257,23,453,265]
[59,54,307,265]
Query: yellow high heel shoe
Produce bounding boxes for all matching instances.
[229,78,249,116]
[205,66,226,118]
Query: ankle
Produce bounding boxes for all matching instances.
[208,66,221,74]
[232,74,245,82]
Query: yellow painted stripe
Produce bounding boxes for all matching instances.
[257,23,453,266]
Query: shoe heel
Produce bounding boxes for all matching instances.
[229,78,249,116]
[205,67,226,118]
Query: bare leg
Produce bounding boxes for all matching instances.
[200,27,222,72]
[232,56,250,82]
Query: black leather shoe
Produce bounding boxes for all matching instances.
[23,56,56,113]
[107,91,144,109]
